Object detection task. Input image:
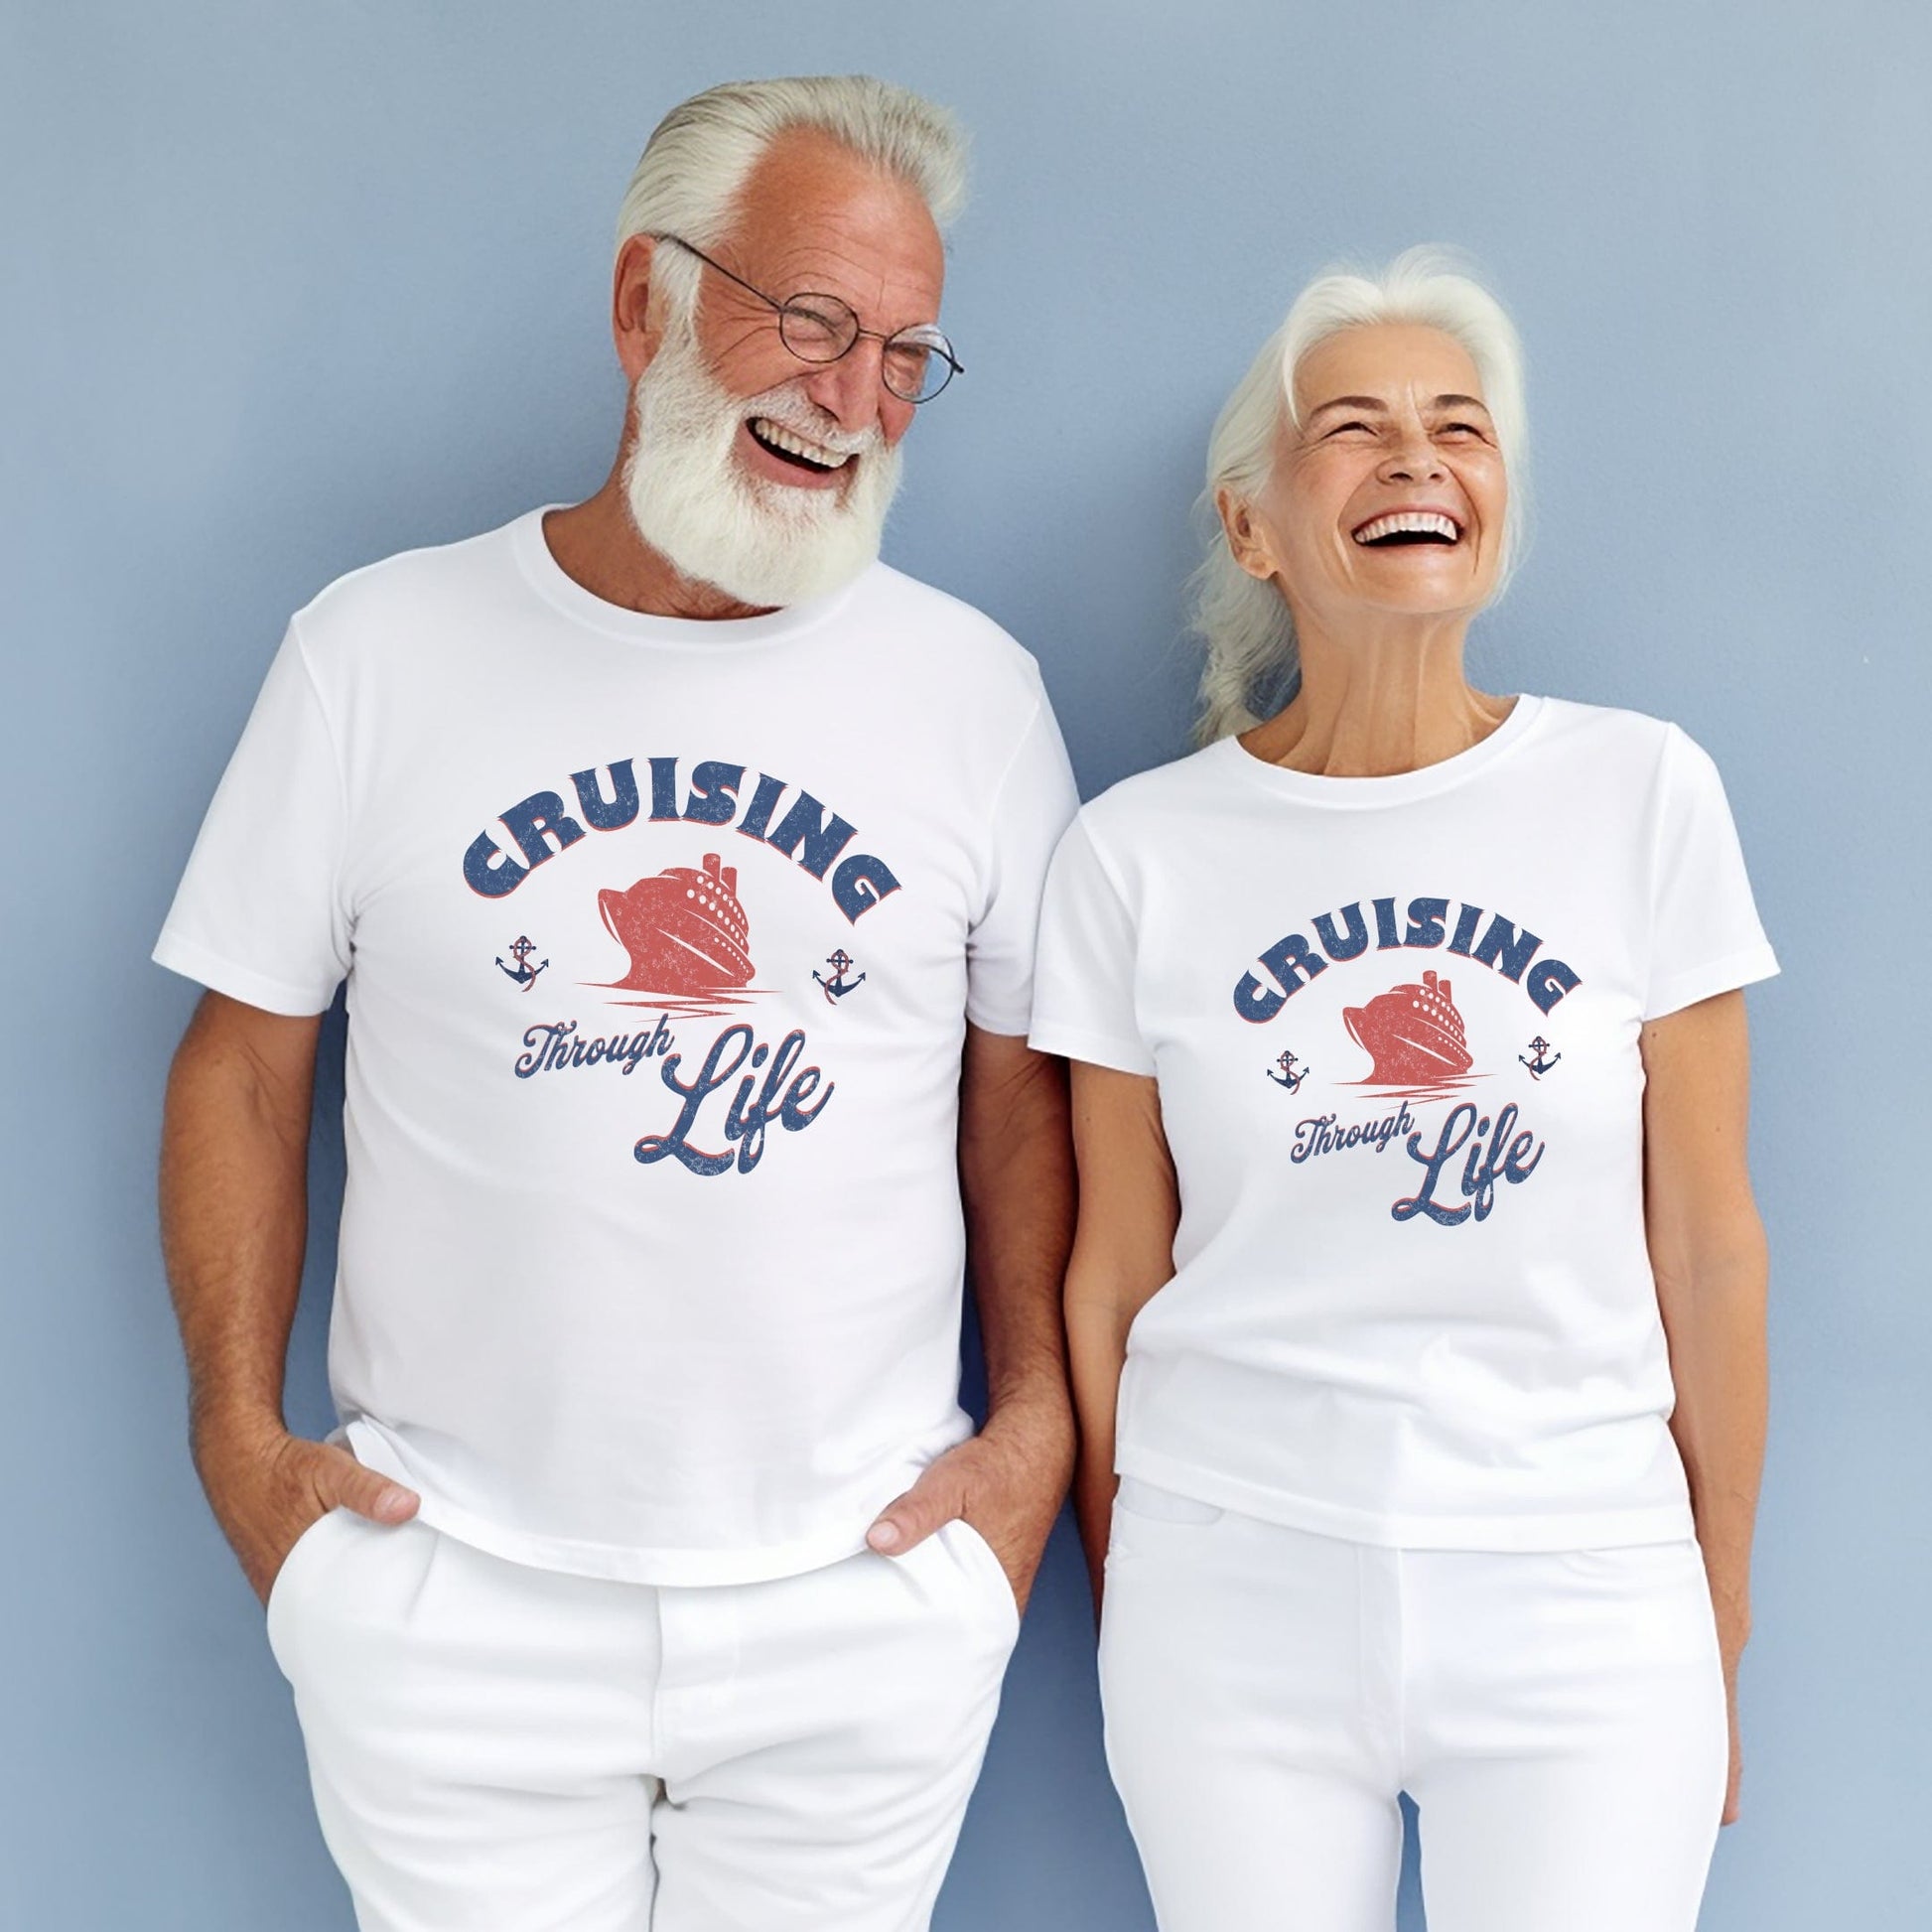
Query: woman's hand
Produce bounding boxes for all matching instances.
[1641,990,1768,1829]
[1718,1605,1749,1824]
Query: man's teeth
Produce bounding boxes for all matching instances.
[1353,510,1460,545]
[749,418,850,472]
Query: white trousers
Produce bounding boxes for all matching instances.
[266,1508,1020,1932]
[1099,1480,1728,1932]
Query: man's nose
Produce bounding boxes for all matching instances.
[800,339,891,437]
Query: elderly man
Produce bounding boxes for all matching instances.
[155,75,1076,1932]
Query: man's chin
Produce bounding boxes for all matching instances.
[621,346,903,612]
[627,464,897,612]
[654,520,884,612]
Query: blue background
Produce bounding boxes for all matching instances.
[4,2,1926,1926]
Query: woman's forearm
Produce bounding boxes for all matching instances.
[1062,1062,1180,1616]
[1640,992,1769,1644]
[1662,1233,1768,1636]
[1066,1286,1133,1608]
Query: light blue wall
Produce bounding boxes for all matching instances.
[4,3,1924,1926]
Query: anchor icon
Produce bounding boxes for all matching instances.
[1264,1048,1310,1093]
[495,934,549,992]
[812,948,867,1006]
[1519,1035,1561,1078]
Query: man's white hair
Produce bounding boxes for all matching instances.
[613,74,969,326]
[1191,246,1530,744]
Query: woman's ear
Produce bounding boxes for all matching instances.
[1216,485,1279,583]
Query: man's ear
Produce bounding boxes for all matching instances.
[612,233,665,382]
[1216,485,1278,583]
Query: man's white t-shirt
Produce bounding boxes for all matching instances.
[156,508,1077,1585]
[1030,696,1776,1551]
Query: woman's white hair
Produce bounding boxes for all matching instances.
[1191,245,1529,743]
[613,75,969,327]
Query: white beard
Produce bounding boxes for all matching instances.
[621,322,902,609]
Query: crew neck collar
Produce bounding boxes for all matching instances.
[1213,693,1546,808]
[509,505,861,649]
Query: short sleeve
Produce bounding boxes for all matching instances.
[1027,815,1156,1076]
[152,620,352,1016]
[1644,726,1779,1021]
[962,698,1080,1036]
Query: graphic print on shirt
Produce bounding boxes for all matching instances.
[1264,1047,1310,1092]
[1236,894,1579,1228]
[1518,1035,1561,1078]
[494,934,549,991]
[463,754,903,1178]
[1341,968,1473,1097]
[812,948,867,1004]
[597,851,765,1017]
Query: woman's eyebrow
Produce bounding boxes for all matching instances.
[1307,395,1387,419]
[1305,392,1493,421]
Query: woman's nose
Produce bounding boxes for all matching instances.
[1379,426,1445,483]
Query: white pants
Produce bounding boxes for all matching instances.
[1099,1480,1728,1932]
[266,1508,1020,1932]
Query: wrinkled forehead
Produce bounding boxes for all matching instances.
[1289,323,1486,425]
[723,128,946,323]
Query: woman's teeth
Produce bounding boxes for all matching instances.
[1353,510,1460,545]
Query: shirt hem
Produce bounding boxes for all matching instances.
[152,929,339,1018]
[345,1419,934,1587]
[965,1000,1034,1039]
[1027,1022,1156,1077]
[1644,941,1780,1022]
[1117,1447,1698,1552]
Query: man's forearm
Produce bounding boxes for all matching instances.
[159,995,321,1459]
[957,1035,1075,1426]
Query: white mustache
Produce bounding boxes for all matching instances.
[743,388,887,461]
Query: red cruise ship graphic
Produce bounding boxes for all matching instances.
[1343,969,1475,1088]
[598,853,759,1007]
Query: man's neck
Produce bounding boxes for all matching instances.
[543,479,777,622]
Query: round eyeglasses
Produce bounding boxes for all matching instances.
[648,232,963,404]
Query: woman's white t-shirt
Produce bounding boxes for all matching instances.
[1030,696,1777,1551]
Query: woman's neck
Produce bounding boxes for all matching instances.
[1240,608,1513,777]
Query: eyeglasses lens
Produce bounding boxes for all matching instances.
[777,296,955,403]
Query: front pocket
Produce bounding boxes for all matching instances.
[1113,1477,1225,1525]
[1553,1538,1706,1584]
[948,1517,1022,1636]
[264,1507,346,1658]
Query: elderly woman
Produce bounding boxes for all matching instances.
[1029,249,1776,1932]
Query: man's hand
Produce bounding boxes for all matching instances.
[195,1410,418,1606]
[865,1397,1074,1615]
[881,1027,1077,1617]
[162,992,422,1605]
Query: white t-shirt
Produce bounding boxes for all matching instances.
[1030,696,1777,1551]
[156,508,1077,1585]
